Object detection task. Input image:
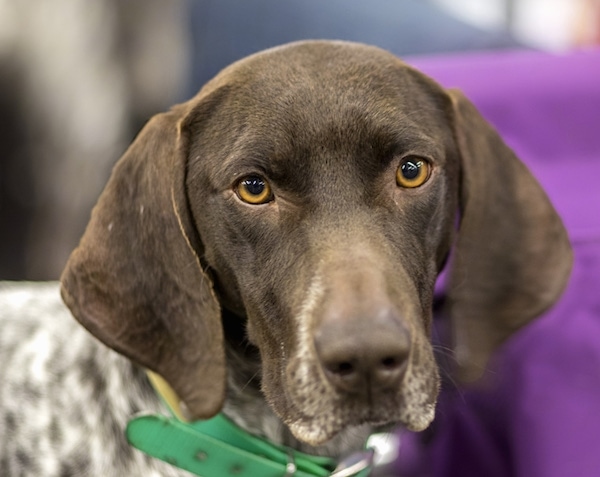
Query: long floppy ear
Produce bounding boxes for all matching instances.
[447,90,572,380]
[60,105,225,419]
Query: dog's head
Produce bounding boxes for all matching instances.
[61,41,572,446]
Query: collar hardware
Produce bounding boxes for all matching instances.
[330,449,375,477]
[127,371,373,476]
[286,449,298,476]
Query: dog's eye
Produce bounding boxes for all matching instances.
[235,175,273,204]
[396,157,431,188]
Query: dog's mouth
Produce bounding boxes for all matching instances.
[285,403,435,447]
[277,384,437,447]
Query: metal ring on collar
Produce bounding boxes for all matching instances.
[329,448,375,477]
[284,449,297,476]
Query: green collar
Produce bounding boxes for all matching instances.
[126,372,374,477]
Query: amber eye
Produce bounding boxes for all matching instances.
[396,157,431,188]
[235,175,273,204]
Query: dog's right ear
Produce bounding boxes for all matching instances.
[61,100,226,420]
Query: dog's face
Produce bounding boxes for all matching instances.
[184,44,458,443]
[61,41,572,448]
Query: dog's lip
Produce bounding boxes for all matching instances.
[286,409,402,447]
[372,422,399,434]
[361,411,403,430]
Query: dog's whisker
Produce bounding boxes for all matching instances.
[241,371,261,392]
[432,344,457,360]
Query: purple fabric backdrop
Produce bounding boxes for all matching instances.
[394,49,600,477]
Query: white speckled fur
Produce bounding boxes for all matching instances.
[0,282,187,476]
[0,281,376,474]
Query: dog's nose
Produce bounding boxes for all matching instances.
[314,313,410,395]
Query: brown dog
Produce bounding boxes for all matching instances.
[61,40,572,457]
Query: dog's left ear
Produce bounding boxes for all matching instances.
[61,102,226,419]
[446,90,572,380]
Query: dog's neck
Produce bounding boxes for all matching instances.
[221,308,373,459]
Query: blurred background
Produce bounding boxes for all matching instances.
[0,0,598,280]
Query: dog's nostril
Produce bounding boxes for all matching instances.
[381,356,399,369]
[335,361,355,376]
[322,358,362,393]
[377,355,408,385]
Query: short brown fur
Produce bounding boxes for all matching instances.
[61,40,572,449]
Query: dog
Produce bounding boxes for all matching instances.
[0,40,572,476]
